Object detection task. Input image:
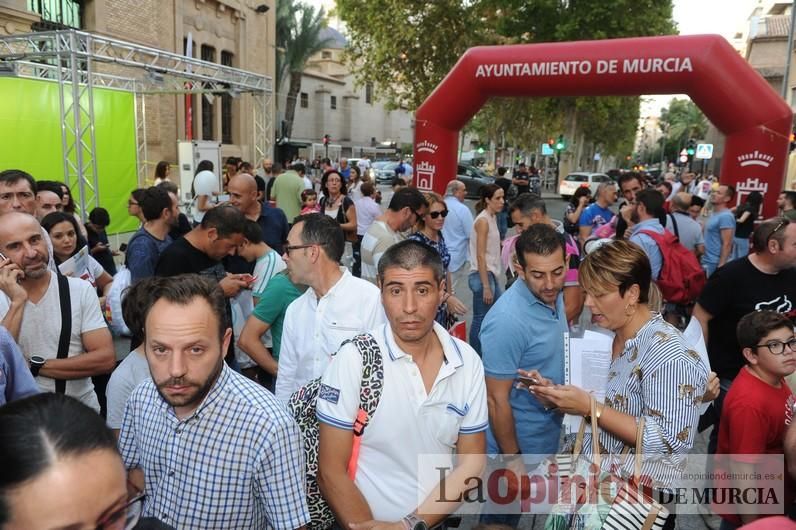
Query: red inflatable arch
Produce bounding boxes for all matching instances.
[413,34,792,218]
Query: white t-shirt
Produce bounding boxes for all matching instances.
[303,175,313,190]
[0,273,107,410]
[251,250,287,299]
[317,322,488,520]
[192,171,220,222]
[106,349,150,429]
[360,221,403,283]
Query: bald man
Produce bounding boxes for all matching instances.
[0,212,114,411]
[227,173,288,256]
[665,192,705,258]
[0,171,57,272]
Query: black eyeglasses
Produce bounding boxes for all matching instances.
[765,219,789,245]
[284,244,315,254]
[755,337,796,355]
[95,491,145,530]
[428,210,449,219]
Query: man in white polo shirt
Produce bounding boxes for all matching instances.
[317,239,487,527]
[275,213,385,402]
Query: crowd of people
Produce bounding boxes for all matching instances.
[0,159,794,530]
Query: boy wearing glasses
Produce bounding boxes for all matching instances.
[714,310,796,528]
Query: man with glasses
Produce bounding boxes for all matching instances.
[715,310,796,528]
[275,213,385,402]
[694,217,796,456]
[361,187,429,283]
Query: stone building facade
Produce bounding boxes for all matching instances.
[0,0,275,182]
[278,27,414,159]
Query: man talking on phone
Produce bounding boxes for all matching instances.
[478,224,569,526]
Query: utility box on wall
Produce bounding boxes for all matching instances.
[177,140,223,203]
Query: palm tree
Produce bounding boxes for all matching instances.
[277,0,333,140]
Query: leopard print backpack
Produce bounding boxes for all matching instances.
[288,333,384,529]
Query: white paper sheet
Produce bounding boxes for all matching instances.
[57,245,90,282]
[564,331,612,434]
[683,317,712,414]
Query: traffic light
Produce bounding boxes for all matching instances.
[555,134,566,151]
[322,134,330,145]
[477,146,485,154]
[686,138,696,156]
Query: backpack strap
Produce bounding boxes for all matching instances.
[54,273,72,394]
[343,333,384,480]
[668,213,680,239]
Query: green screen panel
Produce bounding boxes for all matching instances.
[0,78,139,234]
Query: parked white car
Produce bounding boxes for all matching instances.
[558,172,613,199]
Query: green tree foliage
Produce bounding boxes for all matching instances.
[658,98,709,157]
[334,0,488,110]
[335,0,676,160]
[276,0,334,139]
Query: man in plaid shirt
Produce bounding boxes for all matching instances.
[119,274,309,529]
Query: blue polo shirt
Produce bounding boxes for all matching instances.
[480,279,567,457]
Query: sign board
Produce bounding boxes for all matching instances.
[679,154,689,163]
[680,148,688,156]
[696,143,714,159]
[541,143,554,156]
[593,152,601,161]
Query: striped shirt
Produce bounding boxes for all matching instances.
[119,363,309,529]
[581,314,708,488]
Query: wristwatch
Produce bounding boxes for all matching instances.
[30,355,45,377]
[402,513,428,530]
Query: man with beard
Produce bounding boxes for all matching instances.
[477,224,568,525]
[119,274,309,529]
[0,212,115,411]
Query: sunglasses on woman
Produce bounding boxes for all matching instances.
[428,210,449,219]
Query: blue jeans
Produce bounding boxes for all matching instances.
[732,237,749,261]
[497,209,509,240]
[702,261,718,278]
[468,271,500,355]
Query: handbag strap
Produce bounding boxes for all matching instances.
[632,417,646,482]
[572,396,601,470]
[54,273,72,394]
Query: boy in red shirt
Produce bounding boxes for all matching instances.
[715,310,796,529]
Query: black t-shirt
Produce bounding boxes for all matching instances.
[154,237,234,360]
[513,170,530,195]
[734,204,757,238]
[155,237,225,280]
[697,257,796,380]
[495,177,511,194]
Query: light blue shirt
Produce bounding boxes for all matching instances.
[0,326,39,406]
[442,196,474,272]
[629,218,665,280]
[480,279,567,458]
[702,209,736,266]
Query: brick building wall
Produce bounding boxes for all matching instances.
[0,0,275,183]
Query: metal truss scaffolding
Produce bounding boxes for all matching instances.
[0,29,273,219]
